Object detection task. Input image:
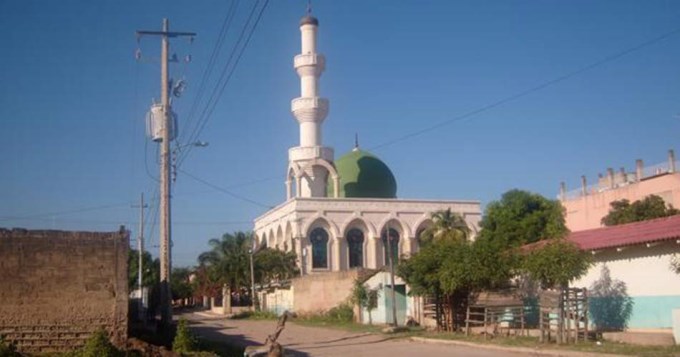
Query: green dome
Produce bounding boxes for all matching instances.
[330,149,397,198]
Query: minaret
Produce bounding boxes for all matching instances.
[288,11,337,198]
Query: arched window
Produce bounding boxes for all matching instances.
[346,228,364,268]
[310,228,329,269]
[381,228,400,266]
[415,227,427,252]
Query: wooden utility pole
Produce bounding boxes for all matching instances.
[136,19,195,327]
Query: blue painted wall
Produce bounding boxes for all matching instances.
[589,295,680,329]
[627,296,680,329]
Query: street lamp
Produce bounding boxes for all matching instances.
[171,141,209,182]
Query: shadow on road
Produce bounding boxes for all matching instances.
[187,315,311,357]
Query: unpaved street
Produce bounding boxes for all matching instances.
[183,312,529,357]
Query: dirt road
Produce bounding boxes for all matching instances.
[183,311,529,357]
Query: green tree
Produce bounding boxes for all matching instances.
[400,189,572,331]
[601,195,680,226]
[521,239,591,289]
[398,237,515,331]
[420,208,471,245]
[478,189,567,247]
[351,279,379,324]
[197,231,299,301]
[128,249,160,290]
[171,267,193,301]
[198,232,252,294]
[191,264,221,300]
[254,248,299,284]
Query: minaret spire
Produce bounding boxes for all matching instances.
[287,8,337,198]
[353,133,359,151]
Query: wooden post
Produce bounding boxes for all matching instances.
[483,307,488,339]
[539,308,544,343]
[465,306,471,336]
[575,289,580,344]
[584,288,589,342]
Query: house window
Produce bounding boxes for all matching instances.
[347,228,364,268]
[381,228,400,266]
[310,228,329,269]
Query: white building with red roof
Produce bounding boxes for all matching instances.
[568,214,680,329]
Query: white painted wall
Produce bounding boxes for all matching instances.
[573,242,680,297]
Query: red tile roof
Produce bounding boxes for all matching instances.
[567,214,680,251]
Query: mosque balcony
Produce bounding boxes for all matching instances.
[289,146,334,162]
[291,97,329,123]
[294,54,325,76]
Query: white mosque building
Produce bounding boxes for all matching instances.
[253,12,481,277]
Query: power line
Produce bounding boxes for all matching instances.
[0,203,132,222]
[178,0,271,168]
[178,0,240,145]
[176,20,680,212]
[135,14,680,221]
[177,168,273,209]
[145,190,161,248]
[369,26,680,152]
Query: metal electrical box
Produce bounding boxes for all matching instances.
[146,103,178,142]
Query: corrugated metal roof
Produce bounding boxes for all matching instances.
[568,215,680,250]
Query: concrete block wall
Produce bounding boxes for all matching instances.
[0,228,129,354]
[292,270,359,313]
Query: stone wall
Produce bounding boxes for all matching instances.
[292,270,359,313]
[0,227,129,354]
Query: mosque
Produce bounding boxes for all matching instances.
[253,12,481,277]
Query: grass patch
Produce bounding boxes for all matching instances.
[420,332,680,357]
[290,303,383,333]
[292,317,384,334]
[230,310,278,320]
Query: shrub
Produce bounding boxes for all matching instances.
[173,319,197,354]
[0,336,20,357]
[231,310,278,320]
[80,329,122,357]
[325,303,354,323]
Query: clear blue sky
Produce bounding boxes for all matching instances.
[1,1,679,267]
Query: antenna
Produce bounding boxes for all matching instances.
[354,133,359,150]
[307,0,312,15]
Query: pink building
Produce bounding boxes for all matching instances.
[559,150,680,232]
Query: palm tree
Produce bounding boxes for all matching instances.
[198,232,252,310]
[421,209,471,244]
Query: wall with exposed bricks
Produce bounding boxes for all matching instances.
[0,228,128,354]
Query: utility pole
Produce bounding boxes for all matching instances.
[137,19,196,328]
[385,221,398,326]
[249,243,256,311]
[132,193,148,321]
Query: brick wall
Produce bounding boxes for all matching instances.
[0,228,128,354]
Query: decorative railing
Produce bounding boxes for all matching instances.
[560,160,679,200]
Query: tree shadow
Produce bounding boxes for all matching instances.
[589,265,634,332]
[187,318,310,357]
